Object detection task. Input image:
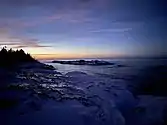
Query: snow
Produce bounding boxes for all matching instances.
[2,59,167,125]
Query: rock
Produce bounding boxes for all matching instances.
[65,71,88,77]
[52,60,114,66]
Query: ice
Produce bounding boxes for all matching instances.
[2,59,167,125]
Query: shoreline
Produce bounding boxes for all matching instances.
[1,60,167,125]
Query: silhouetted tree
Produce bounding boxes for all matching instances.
[0,47,38,69]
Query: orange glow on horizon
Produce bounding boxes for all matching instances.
[0,46,124,60]
[32,53,121,60]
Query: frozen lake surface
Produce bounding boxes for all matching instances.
[1,58,167,125]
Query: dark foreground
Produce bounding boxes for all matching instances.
[0,60,167,125]
[0,49,167,125]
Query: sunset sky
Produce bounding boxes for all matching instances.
[0,0,166,60]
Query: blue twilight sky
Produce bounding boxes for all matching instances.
[0,0,166,59]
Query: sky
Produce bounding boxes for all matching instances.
[0,0,166,60]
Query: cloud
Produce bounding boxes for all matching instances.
[0,9,94,32]
[12,44,50,49]
[46,10,94,23]
[1,0,165,32]
[0,28,51,49]
[89,28,132,33]
[0,0,110,7]
[0,0,112,29]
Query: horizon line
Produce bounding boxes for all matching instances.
[33,55,167,60]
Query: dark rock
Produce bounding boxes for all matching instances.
[52,60,114,66]
[116,64,127,68]
[43,64,55,70]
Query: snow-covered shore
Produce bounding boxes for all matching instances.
[1,62,167,125]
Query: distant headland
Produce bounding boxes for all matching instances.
[51,60,114,66]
